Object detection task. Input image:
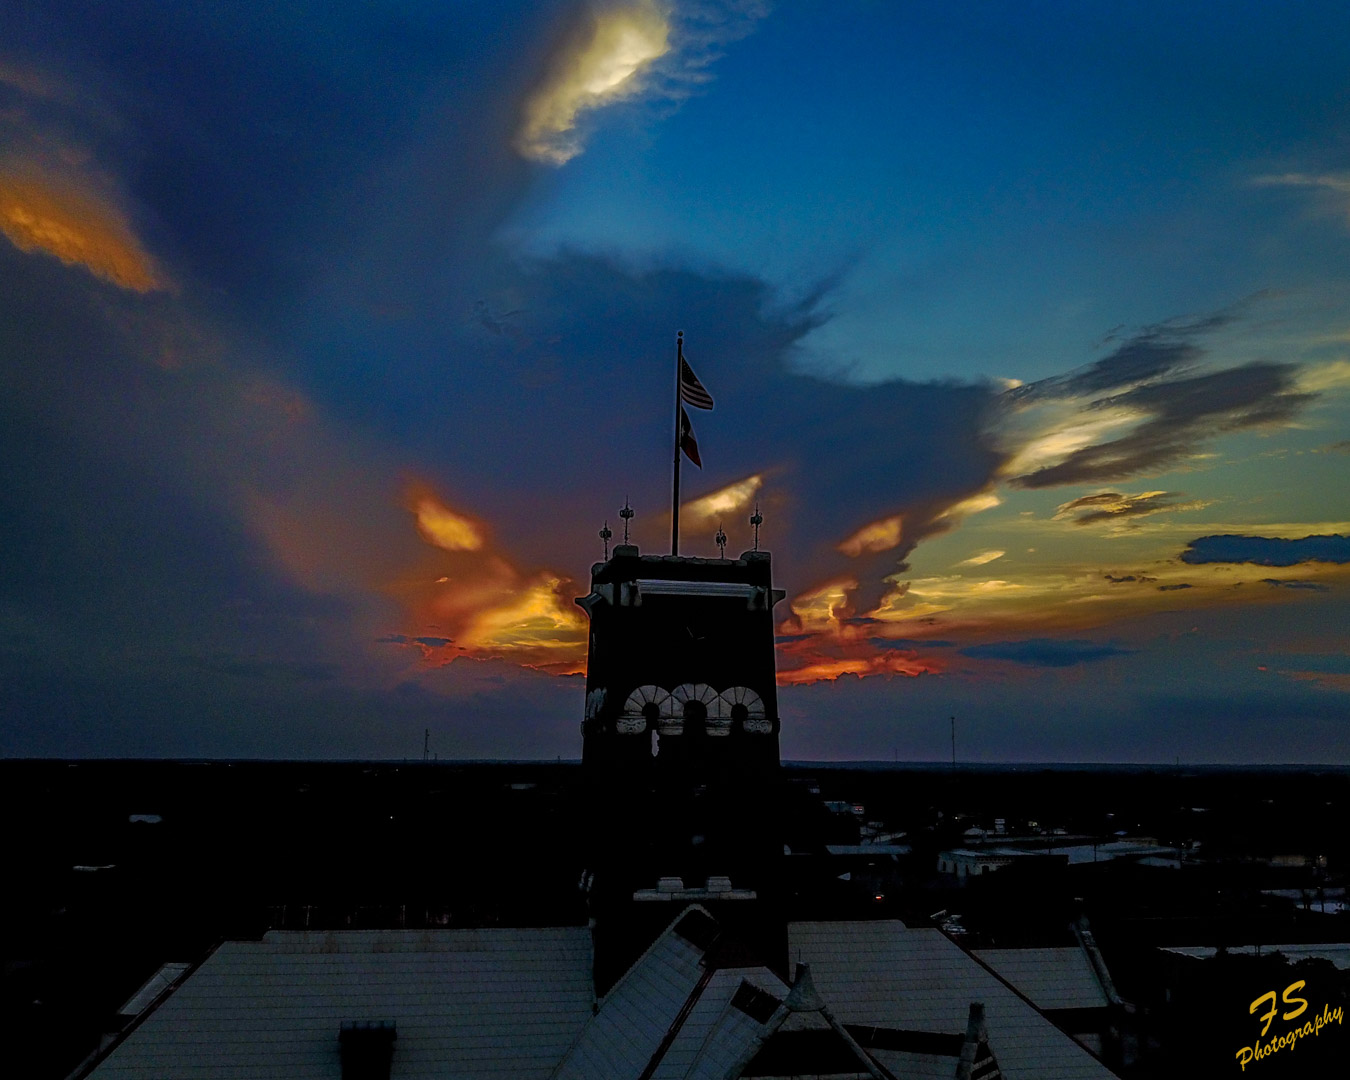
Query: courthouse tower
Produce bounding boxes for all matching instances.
[575,542,787,986]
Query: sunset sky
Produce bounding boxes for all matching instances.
[3,1,1349,762]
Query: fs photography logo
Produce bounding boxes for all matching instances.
[1235,979,1343,1071]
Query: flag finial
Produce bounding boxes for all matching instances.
[619,499,634,544]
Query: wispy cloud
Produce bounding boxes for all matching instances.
[516,0,768,164]
[1253,171,1350,228]
[1262,578,1330,592]
[1254,171,1350,194]
[957,549,1005,566]
[997,309,1315,489]
[1054,490,1209,527]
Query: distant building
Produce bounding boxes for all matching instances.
[1160,943,1350,969]
[937,848,1067,879]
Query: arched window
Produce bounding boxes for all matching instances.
[616,685,671,735]
[717,686,770,733]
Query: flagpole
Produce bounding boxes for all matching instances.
[672,330,683,555]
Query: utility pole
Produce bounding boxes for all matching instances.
[950,716,956,768]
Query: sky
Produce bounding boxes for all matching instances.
[2,0,1349,763]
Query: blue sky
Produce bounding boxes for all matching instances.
[2,1,1349,761]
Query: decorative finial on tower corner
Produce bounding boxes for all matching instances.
[619,499,634,544]
[715,523,727,558]
[599,521,612,559]
[750,503,763,551]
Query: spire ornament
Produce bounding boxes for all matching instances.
[619,499,634,544]
[750,503,763,551]
[599,521,612,559]
[715,523,727,558]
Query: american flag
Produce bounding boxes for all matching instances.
[679,357,714,410]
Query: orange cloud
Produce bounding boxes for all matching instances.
[0,168,167,292]
[393,483,587,672]
[784,577,859,634]
[777,652,941,685]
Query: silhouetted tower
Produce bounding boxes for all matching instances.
[576,538,787,985]
[577,544,784,772]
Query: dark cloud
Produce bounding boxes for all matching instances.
[1157,583,1195,591]
[1001,302,1316,491]
[1261,578,1331,592]
[1180,534,1350,566]
[406,252,1004,620]
[1103,573,1157,584]
[1009,310,1235,404]
[959,638,1132,667]
[413,636,453,648]
[1056,490,1200,526]
[1012,362,1315,489]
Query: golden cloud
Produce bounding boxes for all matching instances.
[0,168,167,292]
[838,514,903,557]
[458,574,588,655]
[1296,359,1350,393]
[517,0,670,164]
[935,490,1002,521]
[682,474,763,532]
[1052,490,1210,528]
[997,404,1142,480]
[409,490,485,552]
[957,550,1005,567]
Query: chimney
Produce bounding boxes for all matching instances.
[339,1020,396,1080]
